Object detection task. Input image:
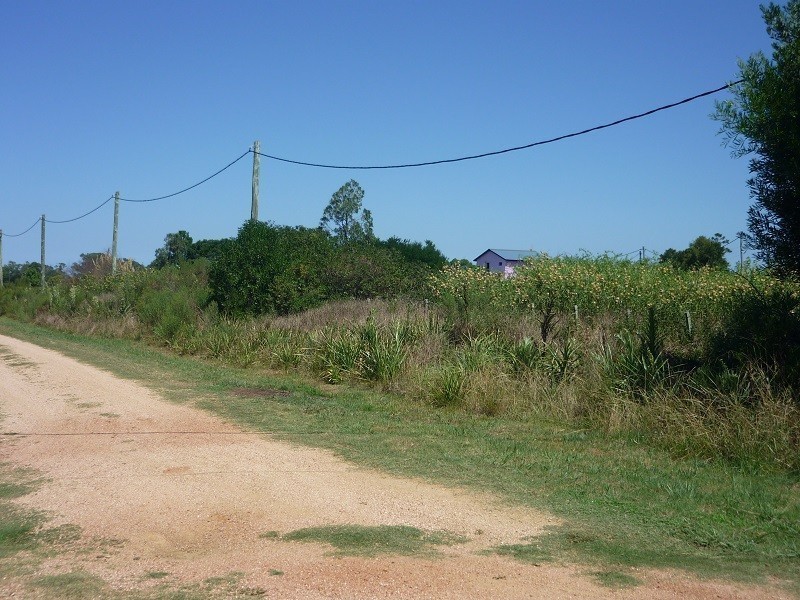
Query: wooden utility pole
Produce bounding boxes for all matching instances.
[0,229,3,288]
[40,215,46,288]
[111,191,120,275]
[738,233,744,272]
[251,140,260,221]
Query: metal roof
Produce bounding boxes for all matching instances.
[473,248,539,262]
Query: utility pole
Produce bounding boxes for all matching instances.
[0,229,3,288]
[40,215,46,288]
[251,140,260,221]
[738,232,744,272]
[111,191,120,275]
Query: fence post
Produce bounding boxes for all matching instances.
[111,191,120,274]
[40,215,46,288]
[685,310,692,336]
[251,140,260,221]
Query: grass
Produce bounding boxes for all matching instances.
[589,569,641,589]
[32,571,109,598]
[0,464,47,562]
[282,524,467,557]
[257,530,280,539]
[1,317,799,594]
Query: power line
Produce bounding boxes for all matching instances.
[0,81,742,246]
[255,81,743,170]
[4,150,250,237]
[46,195,115,224]
[120,150,251,203]
[4,218,41,238]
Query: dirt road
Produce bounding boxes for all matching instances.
[0,333,782,599]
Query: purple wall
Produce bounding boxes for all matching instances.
[473,251,521,273]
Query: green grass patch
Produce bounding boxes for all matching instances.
[589,569,641,589]
[258,530,280,539]
[32,570,108,598]
[1,318,799,590]
[283,524,466,557]
[75,402,102,409]
[144,571,170,579]
[0,463,48,561]
[487,538,552,565]
[0,466,40,500]
[0,503,40,558]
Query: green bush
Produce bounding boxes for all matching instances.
[707,284,800,394]
[137,288,198,343]
[209,220,331,316]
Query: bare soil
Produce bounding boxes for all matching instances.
[0,333,787,599]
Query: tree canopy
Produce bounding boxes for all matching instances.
[151,230,194,268]
[319,180,374,244]
[713,0,800,275]
[659,234,731,271]
[378,237,448,269]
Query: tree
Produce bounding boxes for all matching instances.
[713,1,800,275]
[188,238,233,262]
[1,261,65,286]
[70,251,143,278]
[659,234,731,270]
[319,180,374,244]
[209,220,332,315]
[378,237,448,270]
[151,231,193,268]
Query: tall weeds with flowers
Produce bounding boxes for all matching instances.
[2,253,798,472]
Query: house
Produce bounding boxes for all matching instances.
[473,248,538,275]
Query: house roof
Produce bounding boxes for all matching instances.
[473,248,539,262]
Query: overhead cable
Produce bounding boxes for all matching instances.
[120,150,251,203]
[46,195,115,224]
[4,218,41,238]
[254,81,743,169]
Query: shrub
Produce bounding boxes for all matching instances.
[209,220,331,316]
[707,284,800,394]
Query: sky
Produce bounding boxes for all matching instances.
[0,1,774,268]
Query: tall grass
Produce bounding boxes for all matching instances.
[4,256,798,473]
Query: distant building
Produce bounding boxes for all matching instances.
[473,249,538,275]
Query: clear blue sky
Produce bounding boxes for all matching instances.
[0,1,772,268]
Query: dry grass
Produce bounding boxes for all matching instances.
[17,289,800,473]
[34,313,143,339]
[270,298,430,331]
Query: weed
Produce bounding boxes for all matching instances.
[428,364,467,407]
[358,319,407,383]
[505,336,543,375]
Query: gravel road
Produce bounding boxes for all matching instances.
[0,333,782,599]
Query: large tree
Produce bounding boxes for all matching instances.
[319,180,374,244]
[713,1,800,275]
[659,234,731,271]
[209,220,332,315]
[151,230,194,268]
